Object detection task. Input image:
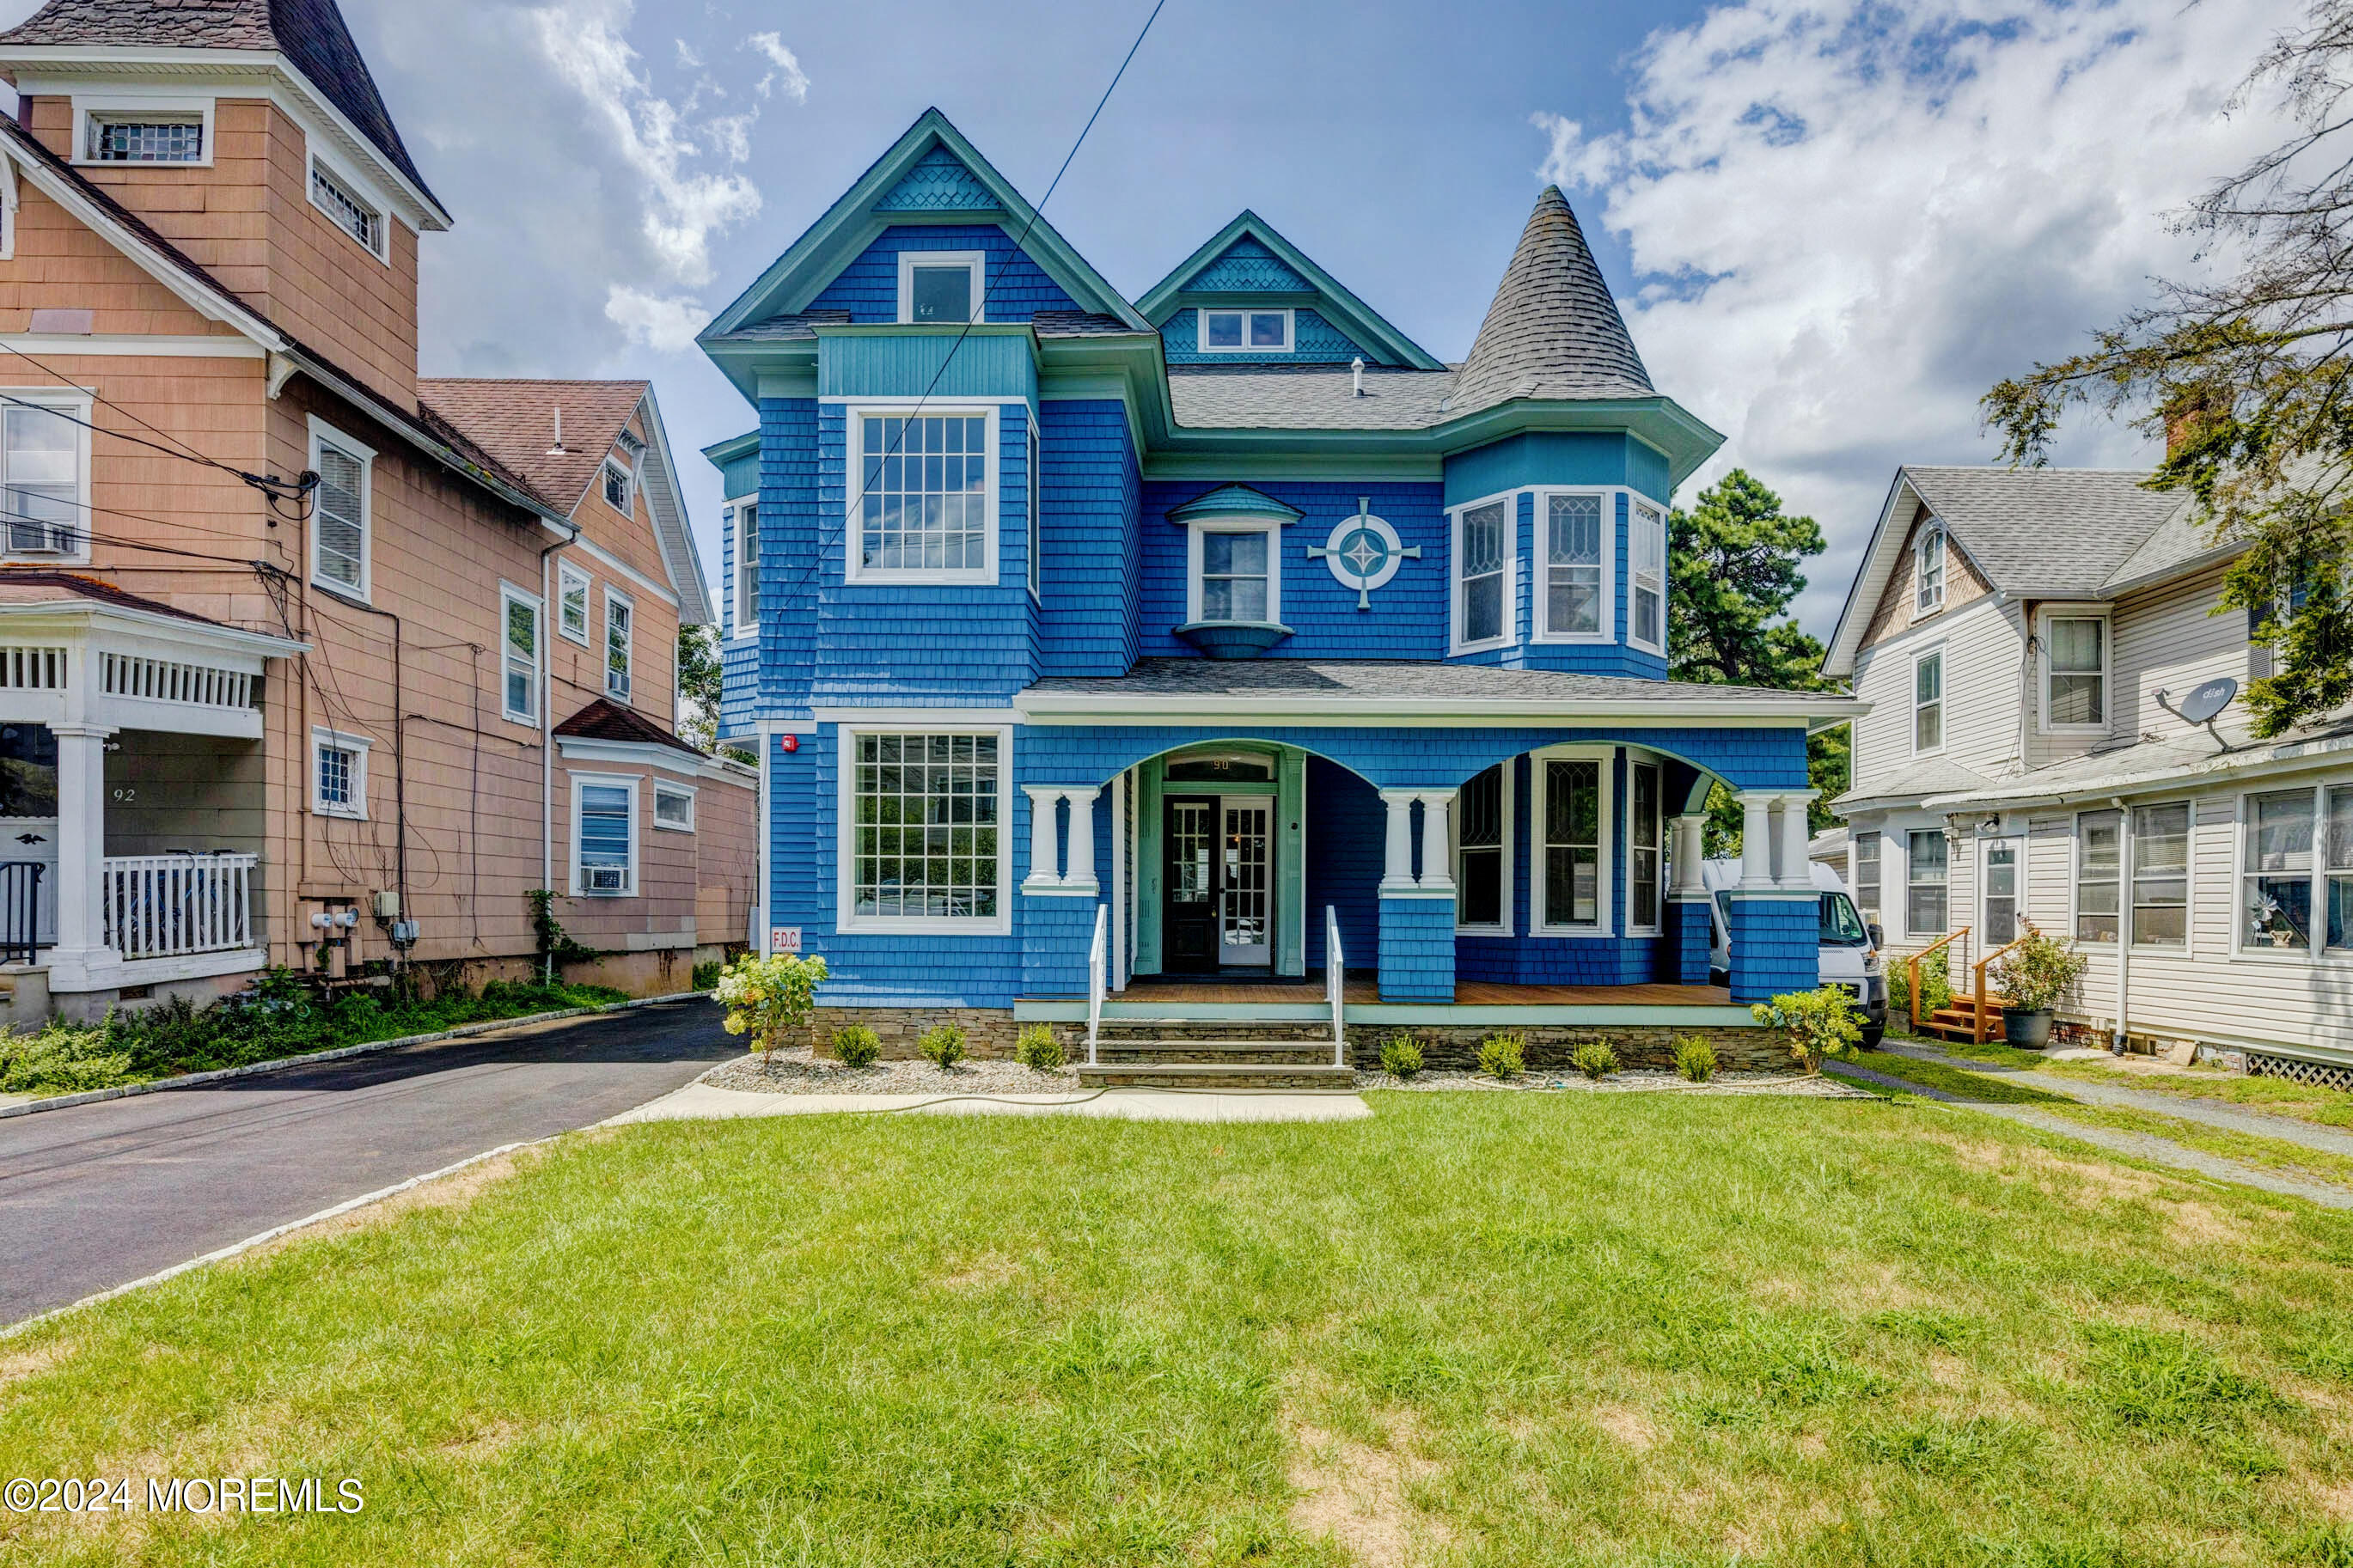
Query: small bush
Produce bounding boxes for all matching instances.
[1378,1034,1423,1079]
[1572,1040,1619,1080]
[1016,1023,1065,1072]
[1752,985,1863,1073]
[1477,1032,1525,1080]
[716,952,829,1056]
[920,1024,968,1070]
[0,1022,131,1095]
[691,960,722,991]
[1886,959,1955,1023]
[833,1025,881,1069]
[1674,1035,1717,1083]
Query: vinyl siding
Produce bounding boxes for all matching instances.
[2108,563,2252,740]
[1849,598,2023,793]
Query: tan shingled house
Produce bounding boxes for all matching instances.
[0,0,754,1019]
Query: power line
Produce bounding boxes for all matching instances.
[0,339,312,500]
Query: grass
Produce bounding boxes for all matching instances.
[4,1095,2352,1565]
[1830,1052,2071,1105]
[2043,1057,2353,1130]
[2030,1101,2353,1191]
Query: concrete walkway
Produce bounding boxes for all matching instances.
[609,1082,1373,1126]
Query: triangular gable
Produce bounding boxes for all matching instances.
[702,108,1148,339]
[1136,210,1444,370]
[875,144,1001,213]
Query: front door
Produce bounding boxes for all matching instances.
[1980,835,2022,948]
[1219,798,1273,967]
[1162,794,1274,972]
[1164,796,1219,971]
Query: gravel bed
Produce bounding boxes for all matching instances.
[703,1047,1080,1097]
[1358,1068,1873,1097]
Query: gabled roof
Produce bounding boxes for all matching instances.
[1449,186,1652,413]
[1136,210,1445,371]
[701,108,1150,342]
[0,0,443,218]
[553,697,707,759]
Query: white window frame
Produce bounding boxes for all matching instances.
[557,561,591,646]
[1905,827,1949,938]
[652,780,697,833]
[2129,800,2193,952]
[1449,490,1518,655]
[1450,761,1514,936]
[2037,607,2112,735]
[1626,754,1665,936]
[310,726,370,820]
[1629,496,1667,656]
[1852,831,1882,930]
[727,501,759,638]
[498,581,541,726]
[570,772,639,897]
[600,459,634,516]
[1910,644,1945,758]
[2072,807,2124,946]
[834,723,1014,936]
[1195,307,1294,354]
[1531,744,1614,937]
[307,148,388,264]
[1531,487,1615,644]
[603,586,634,704]
[1183,516,1281,625]
[1025,418,1042,604]
[0,387,92,563]
[2229,783,2345,961]
[842,404,999,586]
[73,94,215,168]
[896,249,987,325]
[307,414,374,601]
[1914,522,1947,616]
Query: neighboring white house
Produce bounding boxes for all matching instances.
[1823,464,2353,1081]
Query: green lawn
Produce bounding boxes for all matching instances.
[2041,1059,2353,1131]
[4,1095,2352,1565]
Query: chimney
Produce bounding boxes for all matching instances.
[2162,387,2222,459]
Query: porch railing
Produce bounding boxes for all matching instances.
[1972,930,2031,1044]
[0,860,40,965]
[1325,905,1345,1066]
[102,852,257,961]
[1904,926,1969,1031]
[1085,901,1108,1067]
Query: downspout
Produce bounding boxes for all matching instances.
[541,522,580,982]
[2111,794,2130,1052]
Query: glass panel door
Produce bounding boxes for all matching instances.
[1163,798,1218,971]
[1219,798,1272,967]
[1982,836,2020,947]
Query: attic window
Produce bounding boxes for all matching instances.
[87,113,203,163]
[310,159,385,258]
[1199,309,1292,353]
[898,251,984,325]
[1915,522,1946,614]
[602,461,633,514]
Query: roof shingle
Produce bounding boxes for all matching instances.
[1899,466,2192,597]
[553,697,706,760]
[1448,186,1653,413]
[417,379,647,517]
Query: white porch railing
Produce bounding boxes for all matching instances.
[102,853,256,960]
[1325,904,1345,1065]
[1085,901,1108,1066]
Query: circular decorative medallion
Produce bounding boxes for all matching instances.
[1314,510,1412,607]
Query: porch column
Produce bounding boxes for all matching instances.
[50,723,111,978]
[1415,790,1454,892]
[1776,791,1818,890]
[1738,792,1775,888]
[1023,785,1064,888]
[1379,790,1419,893]
[1062,786,1099,894]
[1670,814,1708,897]
[1667,811,1712,985]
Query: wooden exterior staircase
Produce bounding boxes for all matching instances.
[1904,927,2030,1044]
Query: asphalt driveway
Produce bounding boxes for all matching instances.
[0,997,739,1326]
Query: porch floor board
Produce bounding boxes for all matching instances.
[1106,976,1730,1007]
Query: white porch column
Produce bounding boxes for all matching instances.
[1737,791,1775,890]
[1062,786,1100,892]
[1416,790,1455,892]
[51,723,111,970]
[1777,791,1818,890]
[1378,790,1420,893]
[1022,785,1064,888]
[1671,813,1708,897]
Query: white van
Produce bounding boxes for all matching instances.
[1701,858,1887,1046]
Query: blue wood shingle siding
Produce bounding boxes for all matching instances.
[1036,400,1140,677]
[759,398,820,718]
[1160,307,1372,365]
[807,225,1079,322]
[1191,236,1311,292]
[1727,897,1819,1003]
[874,145,1001,212]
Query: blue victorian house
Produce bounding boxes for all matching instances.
[700,111,1857,1077]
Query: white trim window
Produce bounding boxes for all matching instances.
[1453,762,1511,933]
[1853,831,1881,929]
[601,460,633,516]
[2242,788,2314,952]
[1186,519,1278,624]
[1915,522,1946,614]
[2327,785,2353,954]
[311,727,370,820]
[309,417,373,599]
[1025,420,1042,602]
[897,249,986,325]
[1197,308,1293,353]
[603,588,633,703]
[1911,647,1944,755]
[309,155,386,259]
[1536,490,1609,641]
[2075,808,2122,943]
[1628,758,1663,933]
[79,100,211,165]
[2130,802,2191,949]
[848,408,996,583]
[653,781,696,833]
[1906,829,1947,937]
[500,583,541,725]
[558,562,590,645]
[1451,494,1513,652]
[572,773,638,895]
[0,392,89,559]
[843,729,1008,930]
[2042,613,2109,731]
[730,503,760,636]
[1629,497,1666,653]
[1535,749,1610,934]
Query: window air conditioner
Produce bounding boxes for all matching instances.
[587,866,627,894]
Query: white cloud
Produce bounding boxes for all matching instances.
[747,32,810,104]
[1538,0,2307,630]
[604,285,710,352]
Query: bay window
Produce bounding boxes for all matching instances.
[1537,753,1608,932]
[1539,491,1606,639]
[1630,498,1665,652]
[850,409,993,582]
[1452,496,1510,651]
[2043,614,2108,729]
[572,777,636,895]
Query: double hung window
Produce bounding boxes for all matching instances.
[2130,802,2191,947]
[1906,830,1947,936]
[1454,498,1509,650]
[2075,808,2122,943]
[1456,765,1507,931]
[1541,492,1604,638]
[1630,499,1665,651]
[854,412,992,578]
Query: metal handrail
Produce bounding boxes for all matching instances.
[1085,901,1108,1067]
[1904,926,1971,1031]
[1324,905,1345,1066]
[1972,930,2032,1044]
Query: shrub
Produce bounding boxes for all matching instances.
[0,1022,131,1095]
[1378,1034,1423,1079]
[1674,1035,1718,1083]
[920,1024,968,1070]
[1886,958,1955,1024]
[1751,986,1864,1073]
[833,1025,881,1069]
[714,952,829,1057]
[1016,1023,1065,1072]
[1477,1032,1525,1080]
[1572,1040,1620,1080]
[1993,921,2089,1012]
[691,960,723,991]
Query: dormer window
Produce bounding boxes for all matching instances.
[1915,522,1946,613]
[1194,526,1273,622]
[898,251,984,325]
[309,158,385,259]
[1198,308,1292,353]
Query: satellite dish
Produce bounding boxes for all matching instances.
[2177,677,2237,725]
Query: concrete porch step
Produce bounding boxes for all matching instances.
[1077,1061,1358,1089]
[1096,1039,1343,1065]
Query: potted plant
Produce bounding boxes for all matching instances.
[1989,922,2087,1048]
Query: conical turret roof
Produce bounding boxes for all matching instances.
[1449,186,1652,412]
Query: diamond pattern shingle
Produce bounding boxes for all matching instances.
[1449,186,1653,413]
